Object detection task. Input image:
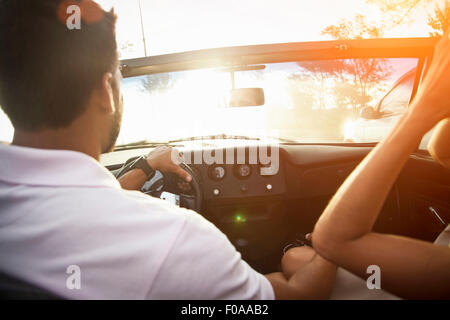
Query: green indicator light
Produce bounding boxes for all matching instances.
[234,214,246,223]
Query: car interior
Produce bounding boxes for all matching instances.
[107,38,450,275]
[104,143,450,276]
[1,37,449,300]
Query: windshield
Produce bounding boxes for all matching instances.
[116,57,418,145]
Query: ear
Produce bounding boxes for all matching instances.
[99,72,115,114]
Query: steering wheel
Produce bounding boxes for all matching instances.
[116,157,202,213]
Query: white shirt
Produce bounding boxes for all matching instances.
[0,144,274,300]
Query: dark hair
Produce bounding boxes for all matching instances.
[0,0,117,131]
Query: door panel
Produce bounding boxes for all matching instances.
[397,155,450,242]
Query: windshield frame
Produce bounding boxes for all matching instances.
[120,37,436,79]
[116,38,435,148]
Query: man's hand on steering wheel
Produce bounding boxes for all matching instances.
[146,146,192,183]
[118,146,191,191]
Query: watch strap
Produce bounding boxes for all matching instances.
[134,156,155,179]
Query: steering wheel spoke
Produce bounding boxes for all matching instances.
[179,194,196,209]
[119,157,202,213]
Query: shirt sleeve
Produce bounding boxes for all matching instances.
[145,209,275,300]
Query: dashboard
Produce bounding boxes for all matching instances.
[192,148,287,201]
[102,141,379,273]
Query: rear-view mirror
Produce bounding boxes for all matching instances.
[229,88,265,107]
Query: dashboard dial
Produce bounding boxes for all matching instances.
[259,162,276,176]
[209,165,226,181]
[235,164,252,178]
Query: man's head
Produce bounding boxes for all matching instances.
[0,0,123,154]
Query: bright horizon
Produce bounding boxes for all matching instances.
[0,0,445,143]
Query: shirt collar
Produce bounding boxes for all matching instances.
[0,143,120,189]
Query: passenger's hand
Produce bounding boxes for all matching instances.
[147,146,192,182]
[282,246,317,279]
[410,30,450,127]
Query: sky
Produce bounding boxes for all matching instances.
[0,0,443,143]
[96,0,438,58]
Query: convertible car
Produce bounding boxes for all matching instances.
[1,37,449,298]
[106,37,449,274]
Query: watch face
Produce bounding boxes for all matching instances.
[136,157,154,178]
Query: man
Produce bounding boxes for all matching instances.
[0,0,335,299]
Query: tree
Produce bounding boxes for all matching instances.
[366,0,429,26]
[333,81,368,109]
[321,14,384,39]
[287,73,319,111]
[321,16,393,108]
[296,60,345,109]
[367,0,449,35]
[343,58,392,107]
[140,73,174,94]
[428,2,450,36]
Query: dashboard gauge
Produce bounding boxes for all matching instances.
[234,164,252,178]
[259,162,276,176]
[209,165,226,181]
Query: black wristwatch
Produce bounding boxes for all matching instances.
[132,156,156,180]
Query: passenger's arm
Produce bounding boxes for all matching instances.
[265,246,336,300]
[311,32,450,299]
